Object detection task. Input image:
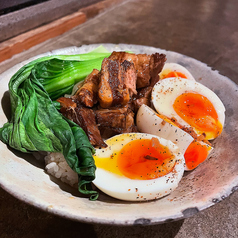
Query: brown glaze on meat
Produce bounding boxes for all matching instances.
[120,60,137,96]
[135,54,152,88]
[98,58,113,108]
[109,51,137,63]
[57,97,107,147]
[109,51,151,88]
[131,86,153,112]
[95,106,137,134]
[73,69,100,107]
[57,97,77,109]
[107,59,128,106]
[129,53,166,112]
[98,58,137,108]
[109,51,166,89]
[150,53,167,87]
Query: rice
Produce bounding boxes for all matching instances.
[44,152,78,187]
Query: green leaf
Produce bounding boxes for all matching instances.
[31,57,106,100]
[0,47,110,199]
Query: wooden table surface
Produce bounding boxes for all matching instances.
[0,0,238,237]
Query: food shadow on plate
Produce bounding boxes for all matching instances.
[46,171,178,205]
[44,172,115,202]
[6,146,46,169]
[45,171,131,203]
[1,90,11,121]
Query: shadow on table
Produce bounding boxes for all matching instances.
[93,219,184,238]
[0,186,184,238]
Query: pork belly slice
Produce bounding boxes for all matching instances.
[129,54,166,113]
[109,51,150,88]
[109,51,166,89]
[95,106,137,134]
[150,53,166,87]
[57,97,107,148]
[131,86,153,112]
[57,97,77,109]
[109,51,138,64]
[98,58,137,108]
[121,60,137,96]
[135,54,152,88]
[73,69,100,107]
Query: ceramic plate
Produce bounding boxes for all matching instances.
[0,44,237,225]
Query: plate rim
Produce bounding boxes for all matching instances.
[0,43,238,225]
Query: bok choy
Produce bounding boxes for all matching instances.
[0,46,111,200]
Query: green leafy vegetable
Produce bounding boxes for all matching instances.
[0,46,111,200]
[32,57,106,100]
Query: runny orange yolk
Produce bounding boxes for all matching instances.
[117,138,175,180]
[184,141,211,170]
[173,92,222,138]
[163,71,187,79]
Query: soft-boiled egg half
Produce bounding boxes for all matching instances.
[159,63,195,81]
[136,104,194,154]
[152,77,225,140]
[136,104,213,171]
[92,133,184,201]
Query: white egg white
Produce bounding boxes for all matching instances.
[151,77,225,140]
[92,133,185,201]
[159,63,195,81]
[136,104,194,154]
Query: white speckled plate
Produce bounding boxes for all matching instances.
[0,44,237,225]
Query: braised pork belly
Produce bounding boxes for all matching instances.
[150,53,167,87]
[73,69,100,107]
[95,106,137,135]
[57,97,107,148]
[57,51,166,148]
[98,58,137,108]
[131,86,153,112]
[108,51,166,88]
